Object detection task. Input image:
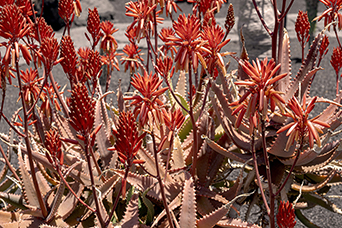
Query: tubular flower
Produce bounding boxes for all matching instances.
[166,14,210,72]
[276,201,296,228]
[45,128,64,166]
[277,96,331,151]
[230,58,287,130]
[161,0,180,17]
[125,70,168,127]
[125,0,164,41]
[201,24,232,75]
[0,4,32,65]
[19,68,43,104]
[109,111,146,166]
[86,7,102,48]
[295,10,310,49]
[100,21,118,52]
[60,35,78,80]
[120,42,144,74]
[203,10,217,28]
[69,83,95,135]
[314,0,342,30]
[16,0,35,18]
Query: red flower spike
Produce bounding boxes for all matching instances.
[100,21,118,52]
[277,96,330,150]
[78,48,102,82]
[40,82,62,127]
[101,51,122,73]
[166,14,209,72]
[295,10,310,49]
[319,35,330,59]
[110,111,146,167]
[30,17,54,41]
[231,58,286,130]
[276,201,296,228]
[120,42,144,74]
[156,55,175,79]
[159,27,177,57]
[58,0,74,24]
[45,128,64,166]
[225,3,235,35]
[201,24,232,75]
[40,37,60,72]
[331,47,342,76]
[125,70,168,127]
[69,83,96,135]
[19,68,43,104]
[191,0,227,16]
[60,35,78,80]
[162,108,185,140]
[0,4,31,65]
[0,4,30,41]
[86,7,101,48]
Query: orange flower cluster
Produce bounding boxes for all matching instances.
[277,96,330,150]
[125,71,168,126]
[230,58,286,130]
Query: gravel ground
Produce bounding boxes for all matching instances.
[1,1,342,227]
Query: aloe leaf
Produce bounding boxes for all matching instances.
[284,32,322,103]
[58,182,84,220]
[137,147,172,183]
[141,190,155,225]
[276,28,292,93]
[94,97,116,169]
[175,92,189,116]
[295,209,320,228]
[0,211,20,223]
[46,181,66,222]
[170,136,186,170]
[18,150,40,208]
[204,136,254,164]
[121,193,140,228]
[197,191,256,228]
[151,191,182,227]
[175,70,187,98]
[303,192,342,215]
[179,172,196,228]
[0,192,27,210]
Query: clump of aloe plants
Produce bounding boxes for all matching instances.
[0,0,342,227]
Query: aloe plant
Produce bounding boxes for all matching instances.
[0,0,342,227]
